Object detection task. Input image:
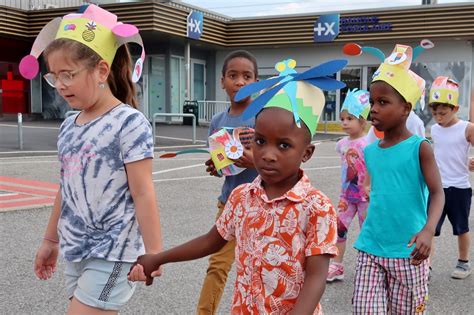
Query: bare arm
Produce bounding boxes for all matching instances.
[464,123,474,171]
[290,254,331,315]
[363,171,371,199]
[34,190,61,279]
[126,158,162,254]
[408,141,444,265]
[129,226,228,285]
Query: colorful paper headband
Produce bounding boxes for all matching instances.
[235,59,347,136]
[341,89,370,119]
[160,127,252,176]
[429,76,459,107]
[343,40,434,109]
[19,4,145,83]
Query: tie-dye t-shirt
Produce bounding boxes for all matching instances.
[57,104,154,262]
[336,136,368,203]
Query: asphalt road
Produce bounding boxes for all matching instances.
[0,122,473,314]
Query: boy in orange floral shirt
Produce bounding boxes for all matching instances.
[128,60,345,314]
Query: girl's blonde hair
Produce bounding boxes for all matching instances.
[44,39,138,108]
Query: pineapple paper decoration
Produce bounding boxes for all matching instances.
[82,21,97,42]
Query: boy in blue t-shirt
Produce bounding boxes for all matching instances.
[197,50,259,314]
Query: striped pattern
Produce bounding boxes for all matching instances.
[0,2,473,46]
[0,176,58,212]
[353,251,429,314]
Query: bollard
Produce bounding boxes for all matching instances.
[17,112,23,150]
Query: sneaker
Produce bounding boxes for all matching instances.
[327,262,344,282]
[451,261,471,279]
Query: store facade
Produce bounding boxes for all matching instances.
[0,1,473,129]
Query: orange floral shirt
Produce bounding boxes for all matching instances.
[216,172,338,314]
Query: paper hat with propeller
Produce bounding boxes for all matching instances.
[235,58,348,136]
[429,76,459,107]
[343,40,434,109]
[341,89,370,119]
[19,4,145,82]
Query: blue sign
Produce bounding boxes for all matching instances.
[187,11,203,40]
[314,14,340,43]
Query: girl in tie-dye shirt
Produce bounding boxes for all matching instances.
[30,6,162,314]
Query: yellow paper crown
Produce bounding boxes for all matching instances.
[372,44,425,107]
[56,17,117,66]
[429,76,459,107]
[20,4,145,83]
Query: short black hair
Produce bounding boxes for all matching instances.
[255,107,312,145]
[221,50,258,78]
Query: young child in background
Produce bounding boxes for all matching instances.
[429,76,473,279]
[129,65,346,313]
[352,44,444,314]
[197,50,259,315]
[327,89,370,282]
[22,5,162,314]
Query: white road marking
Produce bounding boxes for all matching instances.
[152,163,203,175]
[153,175,212,183]
[0,124,59,130]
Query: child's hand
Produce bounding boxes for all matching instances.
[469,158,474,172]
[408,228,434,265]
[128,254,162,286]
[205,158,221,177]
[232,147,254,169]
[34,240,59,280]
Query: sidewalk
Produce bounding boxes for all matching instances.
[0,120,344,156]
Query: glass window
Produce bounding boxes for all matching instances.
[148,55,166,117]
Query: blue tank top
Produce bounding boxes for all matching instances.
[354,135,429,258]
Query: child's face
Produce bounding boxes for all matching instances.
[369,81,410,132]
[221,57,256,104]
[253,108,314,189]
[340,110,365,137]
[429,103,459,127]
[46,49,101,110]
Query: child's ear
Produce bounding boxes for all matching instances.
[302,144,315,163]
[97,60,110,83]
[453,106,460,113]
[404,102,413,116]
[220,76,225,89]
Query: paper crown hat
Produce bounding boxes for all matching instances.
[19,4,145,82]
[234,58,347,136]
[429,76,459,107]
[341,88,370,119]
[343,40,434,109]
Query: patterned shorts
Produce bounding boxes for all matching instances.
[336,199,368,242]
[353,251,429,314]
[65,258,136,311]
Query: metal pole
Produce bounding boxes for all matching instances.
[152,115,157,145]
[17,112,23,150]
[185,41,191,101]
[192,115,196,144]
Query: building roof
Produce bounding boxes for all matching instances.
[1,1,473,47]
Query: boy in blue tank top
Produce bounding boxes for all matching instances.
[352,44,444,314]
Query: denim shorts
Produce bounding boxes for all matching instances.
[64,258,136,311]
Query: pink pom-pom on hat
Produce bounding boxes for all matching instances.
[19,55,40,80]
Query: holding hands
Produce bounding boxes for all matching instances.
[128,254,163,286]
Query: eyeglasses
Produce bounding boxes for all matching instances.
[43,68,86,88]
